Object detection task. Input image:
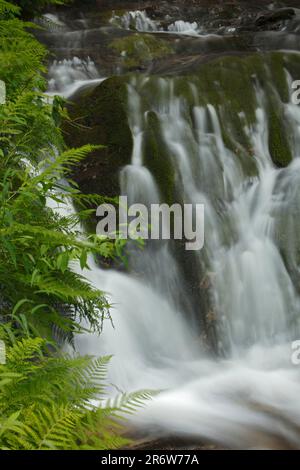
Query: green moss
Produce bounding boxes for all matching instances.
[268,101,292,168]
[187,55,261,125]
[268,53,290,103]
[173,51,298,119]
[282,53,300,82]
[99,8,127,23]
[109,33,174,68]
[143,111,175,204]
[172,52,300,169]
[132,52,300,174]
[63,51,300,213]
[164,56,265,175]
[63,76,133,199]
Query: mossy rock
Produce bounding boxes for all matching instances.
[143,110,176,205]
[126,52,298,190]
[62,52,300,211]
[174,52,300,169]
[63,76,133,199]
[268,100,292,168]
[99,8,127,24]
[109,33,174,69]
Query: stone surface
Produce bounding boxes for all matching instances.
[35,0,300,77]
[63,76,133,198]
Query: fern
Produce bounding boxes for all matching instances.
[0,0,149,451]
[9,1,71,19]
[0,0,19,18]
[0,334,154,450]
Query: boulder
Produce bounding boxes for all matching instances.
[63,76,133,198]
[255,8,296,29]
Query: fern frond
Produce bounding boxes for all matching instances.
[0,1,20,18]
[107,390,156,417]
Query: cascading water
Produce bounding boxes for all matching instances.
[72,70,300,448]
[168,20,200,36]
[110,10,203,36]
[42,4,300,449]
[47,57,103,98]
[110,10,159,33]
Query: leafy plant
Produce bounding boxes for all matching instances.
[0,0,118,340]
[0,329,153,450]
[9,1,72,19]
[0,0,149,450]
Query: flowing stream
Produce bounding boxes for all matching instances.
[44,5,300,449]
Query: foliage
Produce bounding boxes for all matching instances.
[0,0,148,450]
[110,33,174,69]
[9,1,71,19]
[0,328,153,450]
[0,0,119,340]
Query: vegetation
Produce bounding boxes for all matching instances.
[0,0,150,450]
[9,1,71,19]
[110,33,174,69]
[130,52,300,172]
[0,334,152,450]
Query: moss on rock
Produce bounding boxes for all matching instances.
[268,101,292,168]
[143,111,175,205]
[63,76,133,198]
[109,33,174,69]
[63,51,300,213]
[173,52,300,169]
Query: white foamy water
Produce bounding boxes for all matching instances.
[110,10,203,37]
[168,20,200,36]
[111,10,159,32]
[44,9,300,447]
[36,13,66,31]
[73,71,300,448]
[47,56,104,98]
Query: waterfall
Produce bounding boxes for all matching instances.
[168,20,200,36]
[110,10,159,33]
[110,10,203,37]
[47,57,104,98]
[43,6,300,449]
[72,72,300,448]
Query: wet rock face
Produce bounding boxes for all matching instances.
[62,50,300,213]
[255,7,296,29]
[63,77,132,198]
[35,0,300,78]
[46,1,300,347]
